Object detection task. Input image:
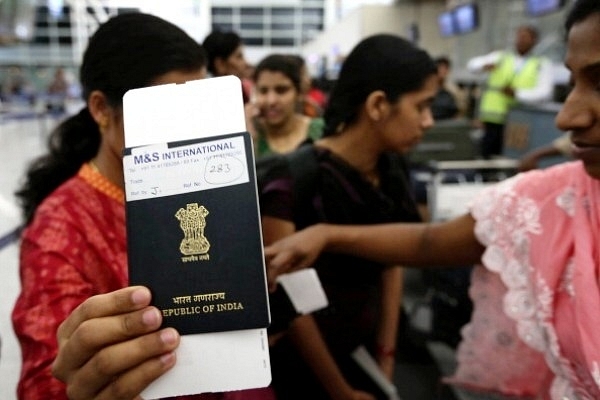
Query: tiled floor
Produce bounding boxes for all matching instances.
[0,108,462,400]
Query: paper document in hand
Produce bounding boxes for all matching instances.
[351,346,402,400]
[277,268,328,315]
[123,75,271,399]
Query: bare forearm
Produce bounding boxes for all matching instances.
[288,315,353,397]
[376,267,402,378]
[377,267,402,349]
[320,214,483,267]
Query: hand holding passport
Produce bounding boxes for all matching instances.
[123,76,272,398]
[123,76,328,398]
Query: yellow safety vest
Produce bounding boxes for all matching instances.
[478,53,542,124]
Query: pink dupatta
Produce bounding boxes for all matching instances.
[446,161,600,399]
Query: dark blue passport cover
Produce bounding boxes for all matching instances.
[125,132,270,335]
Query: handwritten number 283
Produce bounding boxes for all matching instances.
[209,164,231,173]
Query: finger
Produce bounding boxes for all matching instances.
[267,271,279,293]
[266,255,290,292]
[265,249,294,273]
[263,244,277,260]
[272,250,313,273]
[57,286,152,342]
[95,350,176,400]
[95,352,176,400]
[53,305,163,381]
[64,328,179,400]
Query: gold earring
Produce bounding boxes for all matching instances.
[98,117,108,132]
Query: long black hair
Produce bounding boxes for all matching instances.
[322,34,437,137]
[16,13,206,223]
[202,30,243,76]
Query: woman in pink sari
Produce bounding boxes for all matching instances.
[262,1,600,398]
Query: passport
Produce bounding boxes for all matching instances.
[122,76,271,398]
[124,132,270,334]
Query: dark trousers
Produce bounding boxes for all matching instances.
[480,122,505,159]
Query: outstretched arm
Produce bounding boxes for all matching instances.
[265,213,484,280]
[262,215,375,400]
[518,144,561,171]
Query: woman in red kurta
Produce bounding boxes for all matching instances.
[10,13,228,400]
[13,163,127,398]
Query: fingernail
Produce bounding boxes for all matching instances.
[160,351,176,366]
[160,329,178,345]
[131,287,151,305]
[142,308,160,327]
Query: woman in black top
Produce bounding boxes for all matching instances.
[258,34,438,400]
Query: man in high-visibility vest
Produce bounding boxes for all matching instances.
[467,25,554,158]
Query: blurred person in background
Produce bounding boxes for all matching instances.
[287,54,327,118]
[258,34,437,399]
[250,53,324,157]
[202,29,250,103]
[467,25,553,158]
[431,56,466,120]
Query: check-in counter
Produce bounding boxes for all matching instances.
[503,102,570,168]
[407,118,477,165]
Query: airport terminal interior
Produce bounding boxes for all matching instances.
[0,0,577,399]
